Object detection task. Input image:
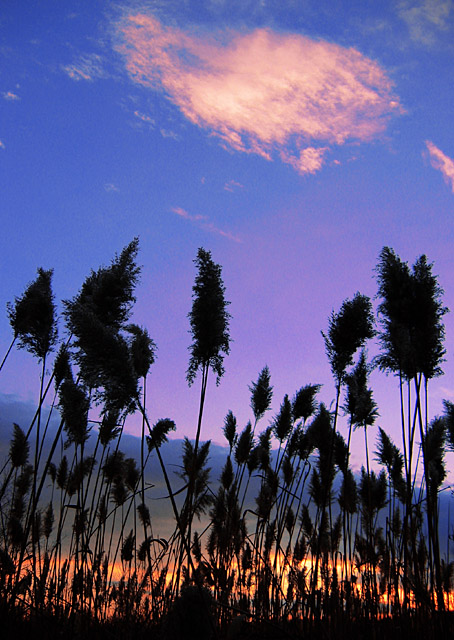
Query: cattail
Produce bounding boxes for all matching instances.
[127,323,156,379]
[292,384,321,423]
[53,344,72,389]
[73,509,88,538]
[338,468,357,515]
[285,507,296,534]
[235,422,253,465]
[186,247,231,386]
[220,456,234,490]
[300,504,313,540]
[11,493,26,522]
[43,502,54,539]
[33,509,42,542]
[66,456,95,496]
[281,454,293,486]
[98,409,121,446]
[124,457,139,491]
[222,410,237,452]
[121,529,135,563]
[59,378,90,447]
[9,423,29,468]
[146,418,176,451]
[249,366,273,422]
[111,478,128,506]
[47,462,57,483]
[97,495,108,524]
[8,514,24,546]
[257,428,272,471]
[15,464,33,497]
[272,395,293,444]
[137,503,150,528]
[0,548,15,575]
[138,537,151,562]
[103,450,125,483]
[56,455,68,490]
[246,446,260,474]
[7,267,57,360]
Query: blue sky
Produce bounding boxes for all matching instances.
[1,0,454,476]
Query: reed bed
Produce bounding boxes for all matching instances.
[1,241,453,639]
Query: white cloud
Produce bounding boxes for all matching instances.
[116,14,402,175]
[425,140,454,193]
[0,140,5,149]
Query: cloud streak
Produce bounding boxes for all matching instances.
[425,140,454,192]
[62,54,105,81]
[117,14,402,175]
[224,179,244,192]
[171,206,241,242]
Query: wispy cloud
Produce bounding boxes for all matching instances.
[62,53,105,81]
[116,14,402,175]
[398,0,453,45]
[134,110,155,125]
[3,91,20,101]
[425,140,454,192]
[0,140,5,150]
[171,206,241,242]
[224,179,244,192]
[159,128,179,139]
[104,183,120,192]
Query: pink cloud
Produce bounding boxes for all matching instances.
[425,140,454,193]
[172,206,207,222]
[171,206,241,243]
[3,91,20,101]
[0,140,5,149]
[224,179,244,192]
[62,54,105,82]
[280,146,328,175]
[134,110,155,124]
[116,14,402,175]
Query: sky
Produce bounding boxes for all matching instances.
[1,0,454,477]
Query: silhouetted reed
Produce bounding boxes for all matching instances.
[1,242,454,640]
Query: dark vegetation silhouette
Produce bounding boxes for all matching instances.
[1,240,454,639]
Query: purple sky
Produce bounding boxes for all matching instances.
[1,1,454,478]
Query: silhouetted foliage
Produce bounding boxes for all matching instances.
[2,242,454,639]
[249,365,273,422]
[186,248,231,386]
[375,247,447,380]
[7,267,57,360]
[292,383,321,422]
[323,292,374,385]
